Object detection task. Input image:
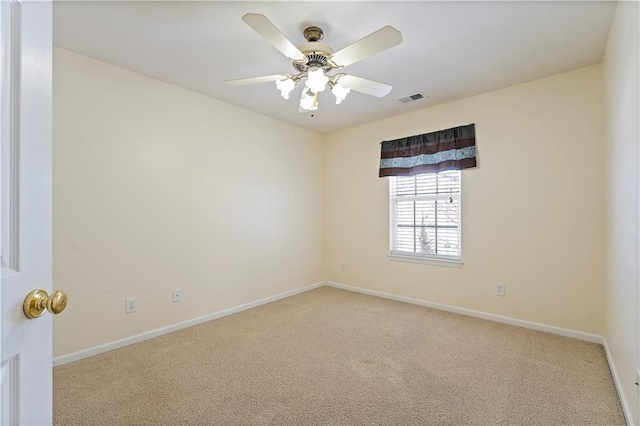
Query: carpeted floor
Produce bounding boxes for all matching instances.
[54,287,625,425]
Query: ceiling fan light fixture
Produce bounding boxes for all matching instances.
[275,77,296,99]
[305,67,329,94]
[331,83,351,104]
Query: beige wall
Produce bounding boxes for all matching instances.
[603,1,640,423]
[324,65,605,335]
[53,49,324,357]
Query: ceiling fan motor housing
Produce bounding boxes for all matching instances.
[293,27,335,73]
[293,42,335,72]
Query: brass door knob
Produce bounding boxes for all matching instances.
[23,289,68,319]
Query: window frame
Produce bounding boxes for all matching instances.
[388,171,463,268]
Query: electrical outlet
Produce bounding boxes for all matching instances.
[173,290,182,303]
[495,283,506,297]
[340,263,347,272]
[125,297,137,314]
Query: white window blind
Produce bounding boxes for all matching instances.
[389,171,461,260]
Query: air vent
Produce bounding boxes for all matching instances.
[399,92,426,103]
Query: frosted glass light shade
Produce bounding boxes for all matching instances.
[331,83,351,104]
[275,77,296,99]
[299,90,318,111]
[305,68,329,93]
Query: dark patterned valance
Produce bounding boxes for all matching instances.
[379,124,477,177]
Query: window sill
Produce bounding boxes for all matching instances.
[388,253,463,268]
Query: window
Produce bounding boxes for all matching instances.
[389,171,461,263]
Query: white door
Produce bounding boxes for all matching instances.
[1,0,53,425]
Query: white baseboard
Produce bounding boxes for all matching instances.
[324,281,604,344]
[53,282,324,367]
[603,339,634,425]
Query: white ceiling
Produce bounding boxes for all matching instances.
[53,1,616,134]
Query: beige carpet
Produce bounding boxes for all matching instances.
[54,287,625,425]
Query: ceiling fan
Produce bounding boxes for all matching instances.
[225,13,403,112]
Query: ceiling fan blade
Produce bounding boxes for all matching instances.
[337,75,392,98]
[330,26,402,67]
[225,74,285,86]
[242,13,306,62]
